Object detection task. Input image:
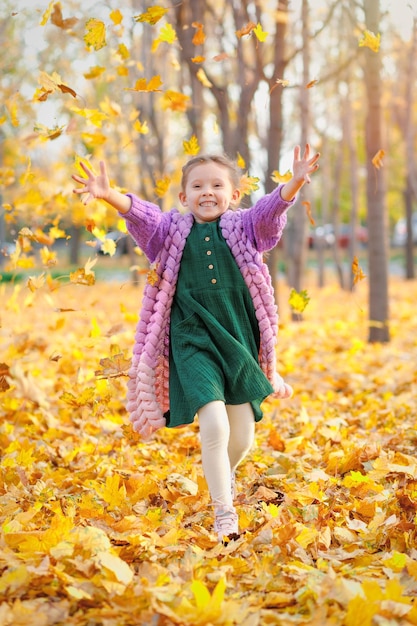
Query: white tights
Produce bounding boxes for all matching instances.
[198,401,255,508]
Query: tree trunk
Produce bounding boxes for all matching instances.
[288,0,310,320]
[363,0,389,342]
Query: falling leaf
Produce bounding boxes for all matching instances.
[161,90,190,112]
[372,149,385,169]
[134,6,168,25]
[352,256,366,284]
[126,75,163,92]
[289,288,310,313]
[359,29,381,52]
[183,135,200,156]
[110,9,123,26]
[50,4,78,30]
[192,21,206,45]
[236,153,246,169]
[0,362,11,392]
[271,170,292,183]
[147,267,159,285]
[236,22,256,38]
[191,56,205,64]
[239,174,260,196]
[253,23,268,42]
[196,68,212,88]
[154,175,171,198]
[151,23,177,52]
[306,79,319,88]
[303,200,315,226]
[84,19,107,51]
[133,118,149,134]
[213,52,230,62]
[95,353,131,379]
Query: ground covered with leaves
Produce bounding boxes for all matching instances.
[1,277,417,626]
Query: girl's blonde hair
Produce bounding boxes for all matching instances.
[181,154,241,192]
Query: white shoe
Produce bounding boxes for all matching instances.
[214,506,239,542]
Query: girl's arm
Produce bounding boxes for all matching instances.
[280,144,320,201]
[72,160,132,214]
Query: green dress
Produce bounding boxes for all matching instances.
[166,219,274,427]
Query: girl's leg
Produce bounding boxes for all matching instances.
[226,402,256,473]
[198,401,238,540]
[198,400,233,508]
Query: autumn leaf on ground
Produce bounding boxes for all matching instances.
[84,19,106,51]
[289,288,310,313]
[352,255,366,284]
[303,200,315,226]
[372,149,385,169]
[126,75,163,93]
[253,23,268,42]
[0,362,11,392]
[134,6,168,25]
[359,29,381,52]
[192,21,205,45]
[236,22,256,38]
[271,170,292,183]
[183,135,200,156]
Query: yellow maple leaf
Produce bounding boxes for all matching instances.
[271,169,292,183]
[133,118,149,134]
[253,23,268,42]
[117,43,130,60]
[101,238,116,256]
[127,75,163,92]
[352,255,366,284]
[154,175,171,198]
[239,174,260,196]
[110,9,123,25]
[183,135,200,156]
[372,149,385,169]
[84,18,107,51]
[359,29,381,52]
[161,90,190,112]
[134,6,168,25]
[151,23,177,52]
[289,288,310,313]
[97,475,127,510]
[40,247,57,267]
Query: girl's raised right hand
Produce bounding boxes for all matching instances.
[72,160,110,205]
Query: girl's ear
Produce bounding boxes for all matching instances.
[179,191,188,207]
[230,188,241,206]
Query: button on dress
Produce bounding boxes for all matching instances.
[167,219,274,427]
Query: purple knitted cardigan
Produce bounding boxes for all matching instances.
[122,185,295,439]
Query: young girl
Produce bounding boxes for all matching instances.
[72,144,319,542]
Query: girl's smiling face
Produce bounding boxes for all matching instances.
[179,161,241,224]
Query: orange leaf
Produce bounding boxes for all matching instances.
[192,21,206,45]
[372,149,385,169]
[352,255,366,284]
[236,22,256,38]
[303,200,315,226]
